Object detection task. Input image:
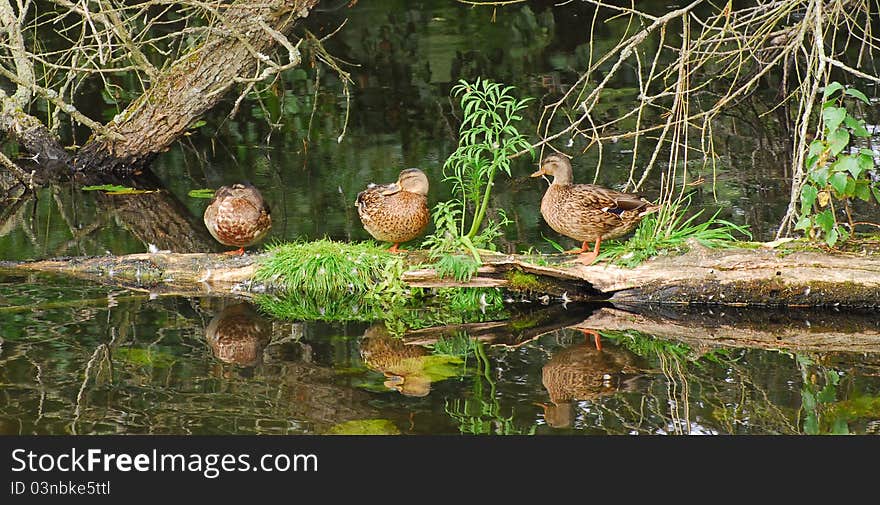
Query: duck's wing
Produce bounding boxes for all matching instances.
[573,184,653,215]
[356,182,398,209]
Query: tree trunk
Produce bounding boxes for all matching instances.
[73,0,319,174]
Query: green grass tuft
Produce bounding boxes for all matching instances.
[598,202,752,267]
[254,239,402,303]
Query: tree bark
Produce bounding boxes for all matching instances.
[73,0,319,174]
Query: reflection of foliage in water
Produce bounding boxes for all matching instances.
[444,340,536,435]
[794,354,880,435]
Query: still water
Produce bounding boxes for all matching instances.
[1,1,880,434]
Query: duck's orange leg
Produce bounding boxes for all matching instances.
[565,241,590,254]
[581,329,602,351]
[223,247,245,256]
[576,238,601,265]
[388,243,406,253]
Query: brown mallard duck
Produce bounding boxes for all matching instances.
[360,323,432,397]
[530,153,660,264]
[539,329,646,429]
[356,168,429,253]
[205,302,272,367]
[204,183,271,255]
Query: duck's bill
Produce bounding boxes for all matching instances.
[529,169,545,177]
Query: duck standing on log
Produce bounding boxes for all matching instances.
[356,168,430,253]
[531,153,660,265]
[203,183,272,255]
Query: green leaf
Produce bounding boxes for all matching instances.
[188,188,216,199]
[81,184,156,195]
[822,106,847,132]
[800,184,818,209]
[823,81,844,100]
[804,415,819,435]
[827,128,850,156]
[541,234,566,253]
[831,418,850,435]
[844,115,870,137]
[794,216,812,231]
[809,166,829,186]
[808,140,826,158]
[844,87,871,104]
[815,209,836,232]
[873,186,880,204]
[858,152,875,172]
[854,180,872,201]
[833,156,861,178]
[826,226,839,247]
[802,389,817,411]
[829,172,848,194]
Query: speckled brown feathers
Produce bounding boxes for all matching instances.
[204,183,272,250]
[531,153,659,263]
[541,339,645,428]
[539,183,655,243]
[360,323,432,397]
[205,302,271,367]
[356,168,429,250]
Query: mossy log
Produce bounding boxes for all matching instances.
[3,242,880,307]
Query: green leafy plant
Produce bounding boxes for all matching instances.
[598,198,751,267]
[423,78,533,274]
[796,81,879,247]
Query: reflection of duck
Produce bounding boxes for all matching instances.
[360,323,432,397]
[530,153,659,264]
[540,330,645,428]
[356,169,429,253]
[203,183,272,255]
[205,302,271,366]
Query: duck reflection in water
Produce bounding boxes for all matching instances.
[205,302,272,367]
[539,329,646,429]
[360,323,432,397]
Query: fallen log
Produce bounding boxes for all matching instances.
[3,241,880,307]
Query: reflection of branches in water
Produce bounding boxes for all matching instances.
[0,293,380,434]
[547,328,805,434]
[445,340,536,435]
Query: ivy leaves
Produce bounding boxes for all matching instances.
[796,82,878,247]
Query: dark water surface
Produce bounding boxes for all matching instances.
[1,1,880,434]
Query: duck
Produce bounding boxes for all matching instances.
[356,168,429,253]
[205,302,271,367]
[203,183,272,255]
[530,153,660,264]
[539,329,647,429]
[360,323,432,397]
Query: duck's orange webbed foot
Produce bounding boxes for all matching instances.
[575,238,602,265]
[223,247,245,256]
[388,243,406,253]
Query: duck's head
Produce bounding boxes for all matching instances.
[397,168,429,195]
[530,153,573,184]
